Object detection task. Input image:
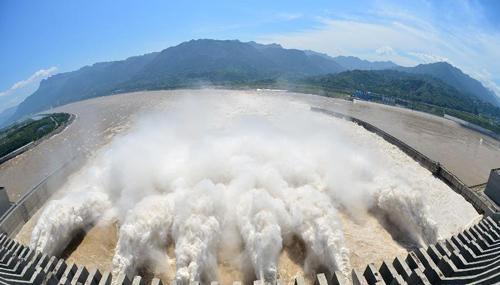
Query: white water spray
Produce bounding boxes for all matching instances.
[30,191,110,256]
[237,189,284,283]
[172,180,224,285]
[30,93,444,283]
[112,194,175,281]
[285,186,351,278]
[376,185,438,245]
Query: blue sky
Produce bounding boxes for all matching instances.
[1,0,500,112]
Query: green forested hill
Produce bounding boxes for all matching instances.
[13,39,341,121]
[298,70,500,118]
[293,70,500,134]
[397,62,500,106]
[9,39,500,133]
[0,113,70,158]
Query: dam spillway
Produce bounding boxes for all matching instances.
[2,214,500,284]
[0,90,497,284]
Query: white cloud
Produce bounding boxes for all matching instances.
[257,18,425,66]
[257,3,500,98]
[0,67,57,97]
[376,46,397,56]
[278,12,302,21]
[0,67,58,113]
[407,52,455,65]
[472,70,500,99]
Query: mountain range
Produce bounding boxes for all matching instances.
[5,39,500,127]
[395,63,499,106]
[0,106,17,129]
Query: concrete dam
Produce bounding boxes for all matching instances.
[0,90,499,284]
[2,216,500,284]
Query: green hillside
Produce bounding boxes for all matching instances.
[8,39,500,136]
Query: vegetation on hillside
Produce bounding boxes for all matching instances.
[233,72,500,135]
[0,113,70,158]
[292,70,500,134]
[445,109,500,134]
[14,40,498,122]
[7,40,500,136]
[398,62,500,106]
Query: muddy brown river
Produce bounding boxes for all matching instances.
[2,90,497,203]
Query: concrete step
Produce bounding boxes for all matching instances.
[379,260,400,284]
[4,217,500,285]
[363,263,385,284]
[352,268,368,285]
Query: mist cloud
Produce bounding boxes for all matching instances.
[30,93,440,284]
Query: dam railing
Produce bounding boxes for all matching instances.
[0,113,81,238]
[0,155,84,238]
[311,106,500,217]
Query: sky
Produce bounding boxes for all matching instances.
[1,0,500,112]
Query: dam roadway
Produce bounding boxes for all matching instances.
[1,89,498,203]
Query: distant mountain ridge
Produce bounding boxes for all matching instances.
[9,39,500,125]
[396,62,500,106]
[304,50,399,70]
[0,106,18,128]
[299,69,500,134]
[300,70,487,113]
[12,39,352,120]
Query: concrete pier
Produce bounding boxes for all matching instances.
[0,215,497,284]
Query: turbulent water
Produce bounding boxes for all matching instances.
[16,90,480,284]
[30,191,111,256]
[112,194,175,280]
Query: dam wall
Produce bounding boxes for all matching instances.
[0,156,84,238]
[444,114,500,142]
[2,215,500,284]
[311,107,500,216]
[0,188,11,218]
[481,138,500,151]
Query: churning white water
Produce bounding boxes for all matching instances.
[30,191,111,256]
[112,194,175,280]
[28,92,478,284]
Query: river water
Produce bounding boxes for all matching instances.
[6,90,492,284]
[295,93,500,186]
